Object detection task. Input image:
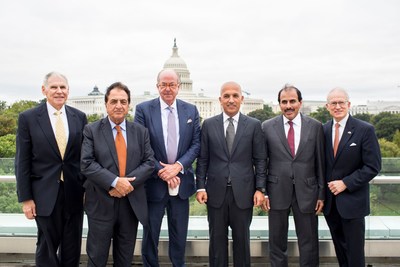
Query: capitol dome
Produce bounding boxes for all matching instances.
[163,38,192,93]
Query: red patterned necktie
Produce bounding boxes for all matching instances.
[287,121,295,157]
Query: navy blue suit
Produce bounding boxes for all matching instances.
[323,115,381,267]
[135,97,201,267]
[15,103,87,267]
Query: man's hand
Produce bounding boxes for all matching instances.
[315,199,324,215]
[253,190,265,207]
[114,177,136,197]
[261,197,270,212]
[167,176,181,189]
[22,200,36,220]
[158,162,182,181]
[196,191,208,204]
[328,180,347,196]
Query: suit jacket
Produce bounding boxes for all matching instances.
[262,114,325,213]
[323,115,381,219]
[196,113,266,209]
[80,118,155,225]
[134,98,201,201]
[15,103,87,216]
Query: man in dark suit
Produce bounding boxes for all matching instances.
[15,72,87,267]
[323,87,381,267]
[135,69,201,267]
[81,82,155,267]
[196,81,266,267]
[261,84,325,267]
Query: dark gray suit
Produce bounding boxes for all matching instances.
[81,118,155,267]
[262,114,325,267]
[196,113,266,266]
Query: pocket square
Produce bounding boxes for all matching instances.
[187,118,192,123]
[350,143,357,147]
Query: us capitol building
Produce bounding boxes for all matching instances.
[67,40,264,119]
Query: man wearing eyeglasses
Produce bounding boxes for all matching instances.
[135,69,201,267]
[323,87,381,267]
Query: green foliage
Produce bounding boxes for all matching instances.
[379,138,400,157]
[87,113,103,123]
[309,107,331,124]
[247,105,276,122]
[0,134,16,158]
[392,130,400,148]
[0,114,16,136]
[353,113,373,123]
[189,195,207,215]
[375,115,400,141]
[0,183,20,213]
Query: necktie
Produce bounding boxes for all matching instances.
[333,122,340,157]
[115,125,127,177]
[287,121,295,157]
[55,111,67,181]
[226,117,235,155]
[167,107,177,164]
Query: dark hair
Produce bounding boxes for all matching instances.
[277,83,302,103]
[104,82,131,104]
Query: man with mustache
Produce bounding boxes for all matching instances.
[261,84,325,267]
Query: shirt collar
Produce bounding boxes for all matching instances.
[283,113,301,125]
[334,113,349,128]
[223,112,240,123]
[47,102,66,115]
[159,97,177,110]
[108,118,126,131]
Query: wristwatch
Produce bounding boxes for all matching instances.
[256,187,266,193]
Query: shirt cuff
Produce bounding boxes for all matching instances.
[111,177,119,188]
[176,161,184,174]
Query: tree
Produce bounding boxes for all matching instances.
[353,113,373,123]
[0,134,16,158]
[309,107,331,124]
[87,113,103,123]
[0,100,7,113]
[247,104,276,122]
[375,114,400,141]
[393,130,400,148]
[0,115,16,136]
[378,138,400,157]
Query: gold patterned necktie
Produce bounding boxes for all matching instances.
[54,111,67,158]
[54,111,67,181]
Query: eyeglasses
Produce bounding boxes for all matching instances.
[328,101,348,107]
[158,83,179,89]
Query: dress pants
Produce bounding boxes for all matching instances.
[268,191,319,267]
[86,197,139,267]
[142,194,189,267]
[35,182,83,267]
[325,197,366,267]
[207,186,253,267]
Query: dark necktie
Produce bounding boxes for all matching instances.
[167,107,177,164]
[287,121,295,157]
[115,125,126,177]
[333,122,340,157]
[226,117,235,154]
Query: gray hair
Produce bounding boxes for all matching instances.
[326,87,349,102]
[43,72,69,87]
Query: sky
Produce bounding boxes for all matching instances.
[0,0,399,106]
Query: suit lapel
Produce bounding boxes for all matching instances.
[64,106,76,157]
[295,114,309,158]
[150,99,168,161]
[36,104,61,158]
[336,116,355,160]
[230,113,247,155]
[176,100,188,158]
[214,114,229,156]
[325,120,335,161]
[125,121,137,174]
[101,118,119,169]
[273,115,292,157]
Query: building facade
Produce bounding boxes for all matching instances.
[67,39,264,119]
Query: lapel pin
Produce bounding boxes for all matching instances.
[187,118,192,123]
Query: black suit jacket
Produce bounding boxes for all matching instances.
[323,115,381,219]
[81,118,155,225]
[15,103,87,216]
[196,113,267,209]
